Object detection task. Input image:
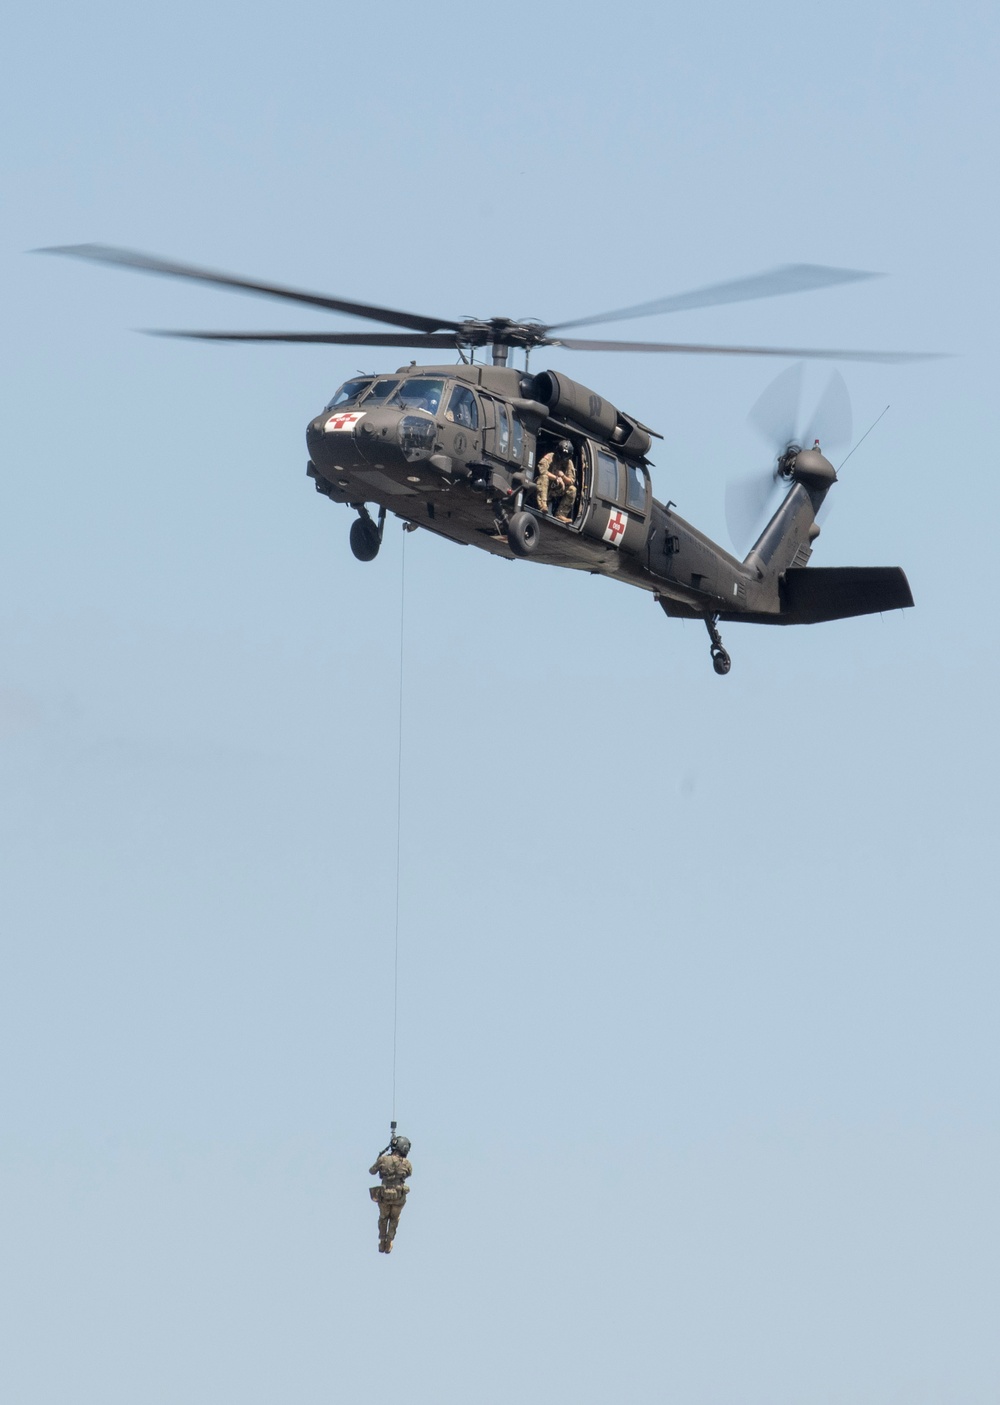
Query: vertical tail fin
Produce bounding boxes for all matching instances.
[743,449,836,582]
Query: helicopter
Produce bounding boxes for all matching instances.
[43,245,933,674]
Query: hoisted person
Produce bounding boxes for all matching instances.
[369,1133,412,1254]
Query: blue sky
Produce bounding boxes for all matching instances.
[2,2,998,1402]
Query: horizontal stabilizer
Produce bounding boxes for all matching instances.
[717,566,914,626]
[781,566,913,622]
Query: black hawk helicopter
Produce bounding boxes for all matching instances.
[43,245,934,674]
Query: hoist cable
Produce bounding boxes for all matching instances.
[391,529,406,1121]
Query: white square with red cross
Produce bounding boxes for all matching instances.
[603,509,629,546]
[324,411,366,433]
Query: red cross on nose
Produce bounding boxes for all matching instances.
[327,412,357,431]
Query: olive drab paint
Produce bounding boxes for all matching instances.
[44,245,926,673]
[303,359,912,674]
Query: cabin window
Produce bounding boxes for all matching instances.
[497,404,510,455]
[325,378,372,410]
[626,464,647,511]
[446,385,479,429]
[596,451,620,501]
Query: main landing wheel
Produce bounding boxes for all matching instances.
[507,510,540,557]
[350,516,381,562]
[712,648,732,676]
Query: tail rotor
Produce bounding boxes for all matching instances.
[725,364,852,555]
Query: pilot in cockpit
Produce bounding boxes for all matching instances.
[393,378,444,415]
[445,385,479,429]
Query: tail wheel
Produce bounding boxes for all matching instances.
[507,510,540,557]
[712,648,732,676]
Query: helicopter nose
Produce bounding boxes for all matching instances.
[306,407,370,472]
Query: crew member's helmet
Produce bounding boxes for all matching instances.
[558,440,573,455]
[392,1135,411,1157]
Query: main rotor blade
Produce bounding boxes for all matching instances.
[146,330,462,347]
[38,244,462,335]
[553,337,941,363]
[548,264,881,332]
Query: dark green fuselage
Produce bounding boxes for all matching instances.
[306,363,913,633]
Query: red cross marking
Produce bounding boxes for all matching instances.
[606,510,627,545]
[325,411,363,432]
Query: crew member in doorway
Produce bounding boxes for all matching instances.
[369,1134,412,1254]
[536,440,577,521]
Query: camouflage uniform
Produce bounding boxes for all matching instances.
[535,451,577,519]
[369,1152,412,1253]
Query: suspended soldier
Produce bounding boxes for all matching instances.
[369,1134,412,1254]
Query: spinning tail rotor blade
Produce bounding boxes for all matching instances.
[729,366,856,552]
[725,471,785,557]
[747,361,804,448]
[728,361,809,555]
[803,369,852,452]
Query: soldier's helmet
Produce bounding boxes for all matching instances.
[391,1135,411,1157]
[558,439,573,455]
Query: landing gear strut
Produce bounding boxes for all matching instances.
[705,615,731,676]
[350,504,386,562]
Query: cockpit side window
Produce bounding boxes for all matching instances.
[325,377,372,410]
[446,385,479,429]
[497,404,510,455]
[511,415,524,462]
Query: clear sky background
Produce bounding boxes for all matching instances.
[2,2,998,1402]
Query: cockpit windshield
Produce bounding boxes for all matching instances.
[364,378,401,403]
[324,375,447,415]
[325,377,372,410]
[392,377,445,414]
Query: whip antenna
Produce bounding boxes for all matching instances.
[838,404,890,473]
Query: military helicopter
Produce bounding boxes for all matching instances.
[44,245,934,674]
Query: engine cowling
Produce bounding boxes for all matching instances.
[523,371,652,457]
[526,370,618,438]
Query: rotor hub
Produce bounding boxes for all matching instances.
[452,318,551,352]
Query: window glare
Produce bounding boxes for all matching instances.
[325,377,371,409]
[626,465,647,510]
